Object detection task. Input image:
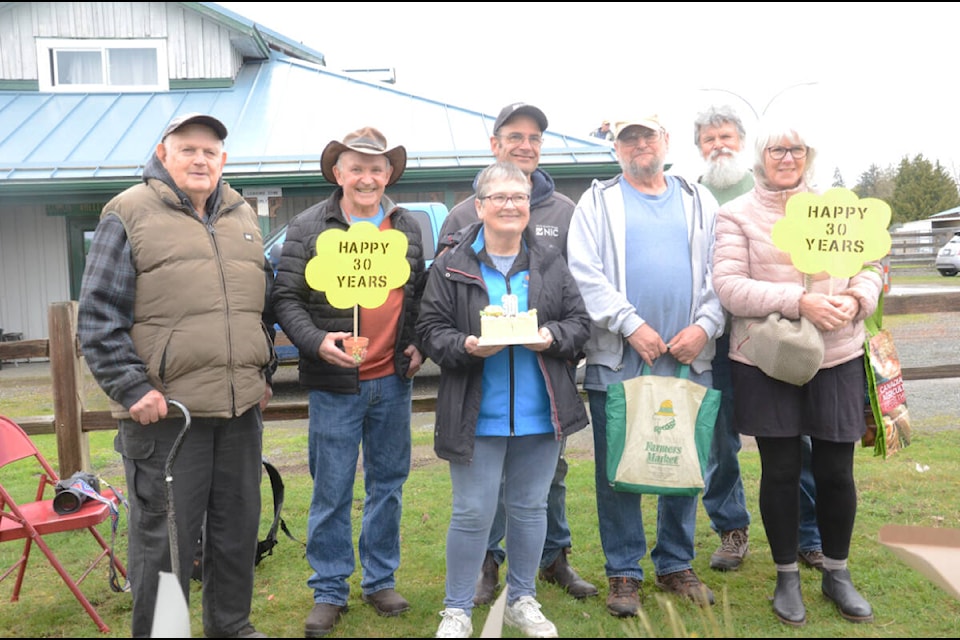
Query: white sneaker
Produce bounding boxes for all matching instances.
[436,608,472,638]
[504,596,558,638]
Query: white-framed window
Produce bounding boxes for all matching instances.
[37,38,168,92]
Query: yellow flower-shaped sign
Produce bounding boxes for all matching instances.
[305,223,410,309]
[772,187,892,278]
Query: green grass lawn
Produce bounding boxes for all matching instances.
[2,418,959,638]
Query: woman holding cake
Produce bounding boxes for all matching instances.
[417,161,591,639]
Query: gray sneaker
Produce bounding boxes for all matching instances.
[504,596,558,638]
[435,608,473,638]
[710,527,749,571]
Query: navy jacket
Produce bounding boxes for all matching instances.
[417,221,590,464]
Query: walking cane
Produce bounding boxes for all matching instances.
[164,399,191,581]
[150,399,192,638]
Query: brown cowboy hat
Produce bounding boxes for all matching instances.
[320,127,407,186]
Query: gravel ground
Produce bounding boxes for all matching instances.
[880,311,960,431]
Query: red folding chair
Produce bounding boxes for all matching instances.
[0,415,127,633]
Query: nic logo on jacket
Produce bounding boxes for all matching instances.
[533,223,560,239]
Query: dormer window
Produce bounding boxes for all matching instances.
[37,38,168,92]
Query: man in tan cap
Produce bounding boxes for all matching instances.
[271,127,426,637]
[78,112,275,638]
[566,114,724,616]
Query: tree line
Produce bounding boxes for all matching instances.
[831,155,960,225]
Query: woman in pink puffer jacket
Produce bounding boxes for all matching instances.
[713,120,882,628]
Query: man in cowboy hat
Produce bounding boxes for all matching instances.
[272,126,426,637]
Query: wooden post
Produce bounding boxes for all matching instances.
[48,301,89,476]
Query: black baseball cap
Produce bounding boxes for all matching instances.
[493,103,548,134]
[161,113,228,141]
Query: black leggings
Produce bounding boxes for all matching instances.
[754,436,857,565]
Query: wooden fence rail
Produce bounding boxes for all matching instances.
[4,293,960,477]
[888,226,959,265]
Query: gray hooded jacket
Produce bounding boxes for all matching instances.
[566,174,724,374]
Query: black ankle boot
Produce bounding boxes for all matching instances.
[772,571,806,626]
[822,568,873,622]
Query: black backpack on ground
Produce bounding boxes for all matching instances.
[191,458,304,581]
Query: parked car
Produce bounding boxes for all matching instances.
[265,201,451,362]
[935,231,960,276]
[264,201,450,272]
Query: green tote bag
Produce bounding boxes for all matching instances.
[605,364,720,496]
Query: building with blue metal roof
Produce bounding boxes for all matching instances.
[0,2,618,341]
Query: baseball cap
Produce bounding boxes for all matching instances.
[493,103,548,134]
[614,115,664,140]
[161,113,228,141]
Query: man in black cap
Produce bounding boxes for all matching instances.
[78,112,276,638]
[272,126,426,637]
[438,103,598,605]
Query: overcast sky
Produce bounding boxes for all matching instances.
[218,2,956,188]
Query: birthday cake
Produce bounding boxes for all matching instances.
[479,294,541,344]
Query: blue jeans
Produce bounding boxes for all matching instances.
[798,435,822,552]
[589,378,706,580]
[305,375,413,606]
[702,333,750,533]
[486,437,571,569]
[444,434,561,612]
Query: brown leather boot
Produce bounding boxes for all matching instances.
[473,551,500,606]
[539,547,599,599]
[606,576,642,617]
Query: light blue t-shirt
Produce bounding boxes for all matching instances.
[345,206,385,228]
[471,229,553,437]
[587,176,693,389]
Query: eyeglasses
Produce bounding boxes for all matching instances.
[618,130,662,147]
[766,145,808,160]
[480,193,531,207]
[498,133,544,147]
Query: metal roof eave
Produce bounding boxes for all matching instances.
[0,146,618,182]
[185,2,271,59]
[0,161,623,202]
[190,2,326,65]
